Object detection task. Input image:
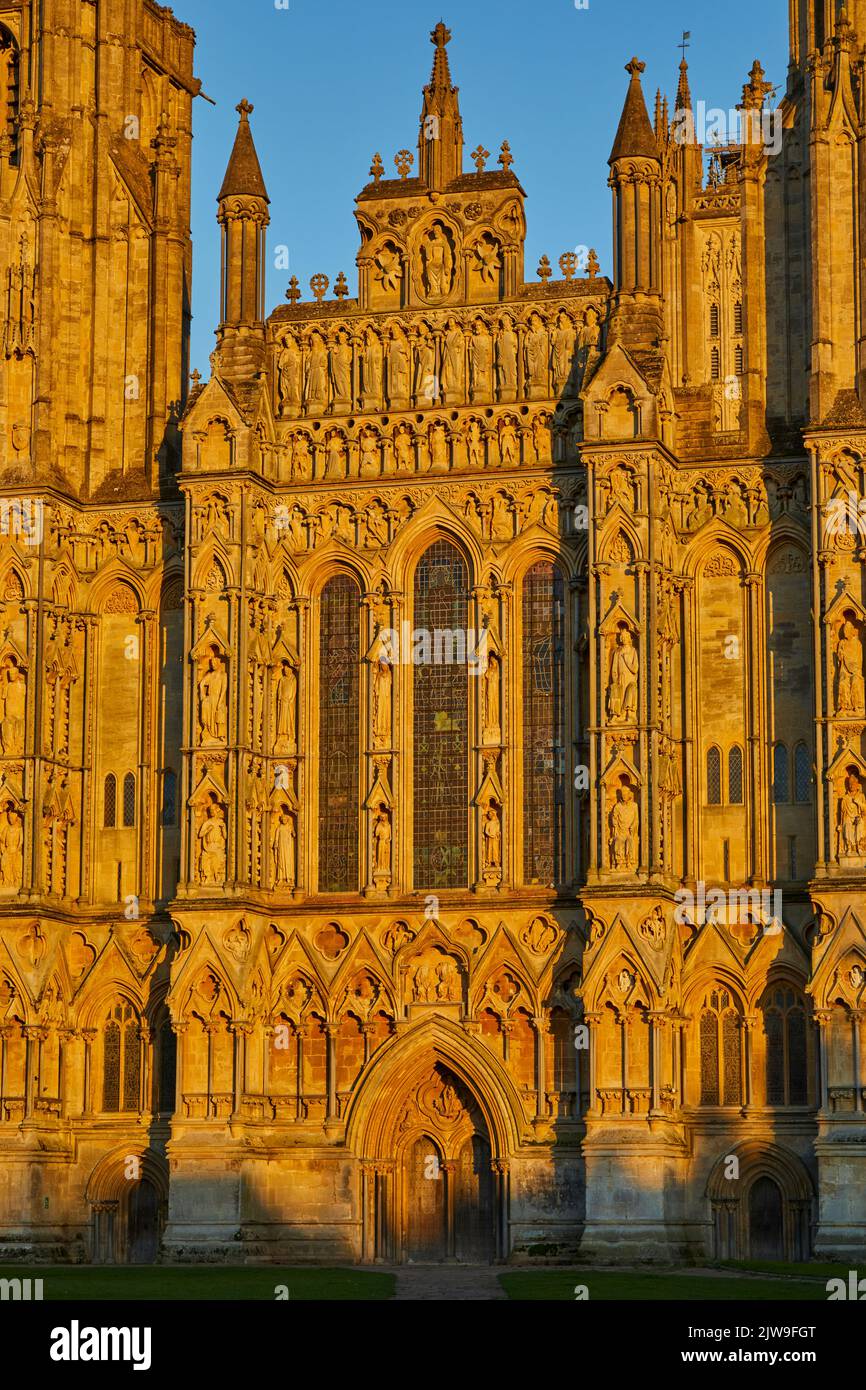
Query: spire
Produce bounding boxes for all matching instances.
[675,58,692,113]
[608,58,660,164]
[418,22,464,188]
[218,98,269,203]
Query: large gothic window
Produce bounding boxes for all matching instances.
[762,985,808,1106]
[102,1000,141,1113]
[699,987,742,1106]
[413,540,469,889]
[318,575,360,892]
[522,561,565,883]
[0,29,19,164]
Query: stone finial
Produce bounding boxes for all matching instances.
[498,140,513,171]
[285,276,301,304]
[471,144,490,172]
[741,59,773,111]
[334,271,349,300]
[586,249,600,278]
[395,149,414,179]
[537,254,552,282]
[625,57,646,79]
[370,152,384,183]
[310,273,329,303]
[190,368,202,389]
[236,97,254,120]
[559,251,578,281]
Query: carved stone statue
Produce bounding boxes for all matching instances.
[325,430,347,479]
[387,327,409,404]
[440,317,465,401]
[551,310,576,394]
[362,327,383,403]
[277,334,301,414]
[197,801,227,884]
[0,656,26,755]
[496,316,518,398]
[466,418,483,470]
[329,328,352,404]
[524,313,549,394]
[839,771,866,858]
[421,223,453,297]
[482,800,502,880]
[198,647,227,743]
[607,625,638,723]
[498,417,518,467]
[610,782,638,869]
[834,618,865,714]
[468,319,492,401]
[372,657,392,744]
[483,651,500,739]
[305,330,328,411]
[414,324,436,402]
[394,422,414,471]
[372,802,392,880]
[289,433,312,481]
[272,808,296,887]
[435,956,460,1001]
[0,802,22,889]
[576,305,601,383]
[429,420,449,471]
[274,658,297,753]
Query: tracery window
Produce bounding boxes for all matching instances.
[162,769,177,826]
[102,1000,141,1113]
[523,561,565,884]
[773,742,789,804]
[318,574,360,892]
[699,987,742,1106]
[728,745,743,804]
[122,772,136,827]
[706,746,722,804]
[763,986,808,1106]
[794,744,811,804]
[0,29,19,164]
[103,773,117,828]
[413,540,468,889]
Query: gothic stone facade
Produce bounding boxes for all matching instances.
[0,0,865,1265]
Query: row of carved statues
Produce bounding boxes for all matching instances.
[275,304,603,417]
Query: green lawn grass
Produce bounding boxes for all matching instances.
[0,1266,395,1301]
[717,1259,852,1280]
[498,1270,831,1301]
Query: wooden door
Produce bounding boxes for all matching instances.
[455,1134,495,1262]
[748,1176,784,1260]
[405,1136,447,1262]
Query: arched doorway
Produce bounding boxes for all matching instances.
[126,1179,161,1264]
[86,1149,168,1265]
[397,1067,497,1264]
[748,1176,784,1260]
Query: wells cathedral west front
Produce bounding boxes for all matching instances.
[0,0,865,1269]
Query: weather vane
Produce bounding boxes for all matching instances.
[679,30,691,63]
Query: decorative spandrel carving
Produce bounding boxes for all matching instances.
[406,946,462,1004]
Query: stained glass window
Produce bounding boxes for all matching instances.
[700,988,742,1106]
[413,541,468,889]
[102,1022,120,1111]
[103,774,116,828]
[706,747,722,804]
[318,575,360,892]
[728,745,743,804]
[523,562,565,883]
[700,1010,719,1105]
[158,1015,176,1112]
[102,1001,140,1113]
[765,1007,785,1105]
[763,987,808,1105]
[122,772,136,827]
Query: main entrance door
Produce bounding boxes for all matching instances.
[398,1067,496,1263]
[748,1176,784,1260]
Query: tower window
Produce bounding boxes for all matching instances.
[0,29,20,165]
[773,744,789,804]
[104,774,117,828]
[711,345,721,380]
[710,303,720,337]
[733,301,743,335]
[794,744,811,804]
[706,746,722,804]
[734,344,744,374]
[162,769,177,827]
[728,746,743,804]
[123,773,136,828]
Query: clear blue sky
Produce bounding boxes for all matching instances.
[178,0,789,378]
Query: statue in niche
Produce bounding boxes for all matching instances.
[387,326,409,403]
[466,418,483,470]
[551,310,576,394]
[277,334,301,414]
[607,625,638,723]
[274,658,297,753]
[289,433,312,481]
[0,801,22,888]
[272,807,296,887]
[394,422,414,471]
[329,328,352,403]
[421,223,454,297]
[483,651,500,739]
[609,780,638,869]
[359,428,380,477]
[496,315,518,397]
[429,420,449,470]
[524,313,549,392]
[834,618,865,714]
[325,431,347,479]
[441,317,465,400]
[363,327,383,402]
[414,324,436,402]
[198,646,227,743]
[576,305,601,382]
[197,800,227,885]
[838,771,866,858]
[531,412,550,462]
[498,417,518,467]
[0,656,26,755]
[372,656,392,744]
[482,800,502,879]
[435,956,460,1001]
[468,319,492,401]
[305,330,328,411]
[372,802,392,880]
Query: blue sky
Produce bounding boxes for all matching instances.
[178,0,789,377]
